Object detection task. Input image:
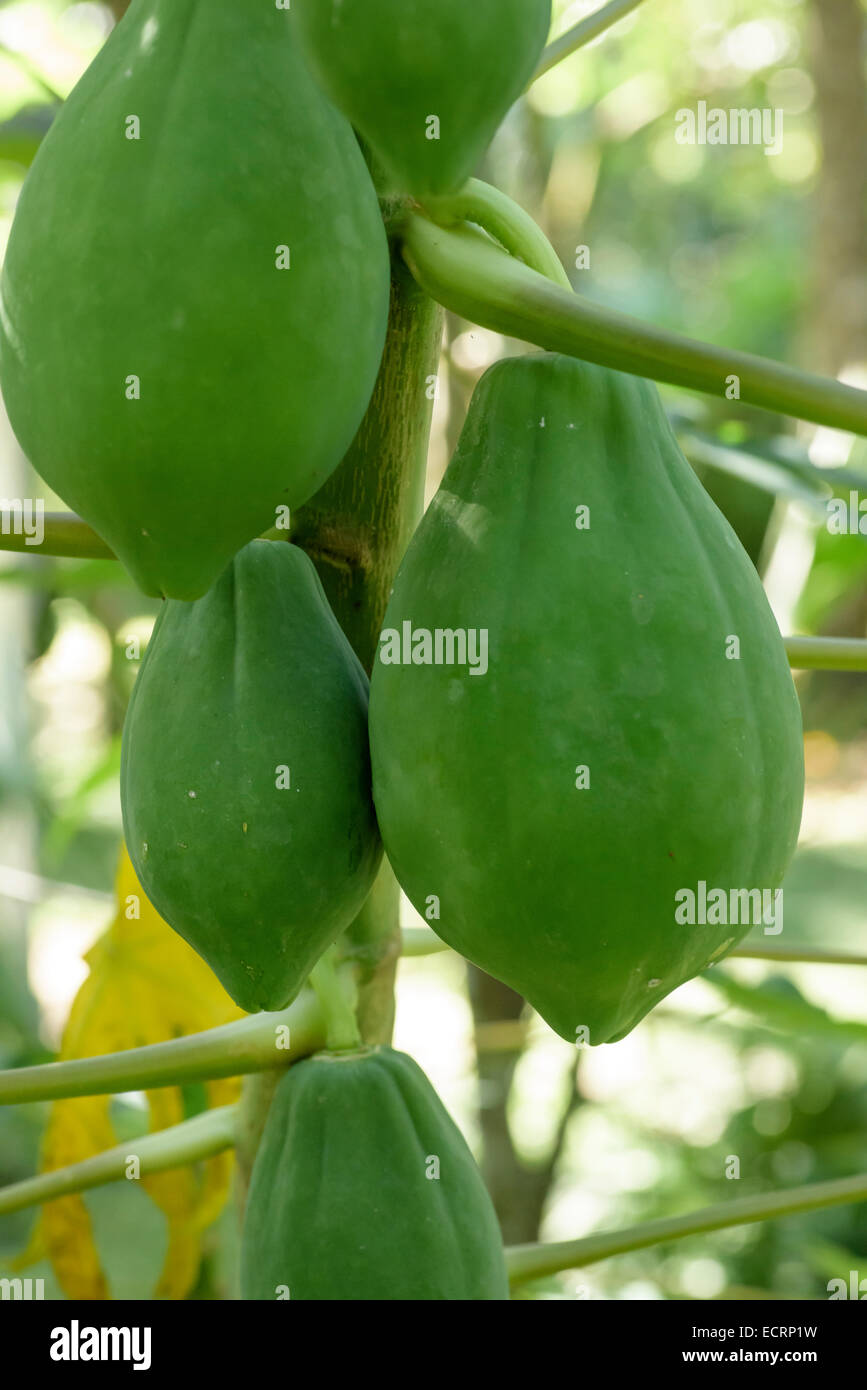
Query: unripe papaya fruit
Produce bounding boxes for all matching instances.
[240,1046,509,1300]
[0,0,389,600]
[293,0,552,197]
[369,354,805,1045]
[121,540,381,1012]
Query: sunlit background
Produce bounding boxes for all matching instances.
[0,0,866,1300]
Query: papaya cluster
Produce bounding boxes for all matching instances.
[0,1,806,1300]
[0,0,553,600]
[0,0,391,600]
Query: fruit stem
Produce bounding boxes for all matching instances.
[310,950,362,1053]
[418,178,571,290]
[400,215,867,435]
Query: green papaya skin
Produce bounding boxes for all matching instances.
[121,540,382,1012]
[369,354,805,1045]
[0,0,390,600]
[293,0,552,197]
[240,1046,510,1301]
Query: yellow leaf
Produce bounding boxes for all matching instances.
[37,843,244,1300]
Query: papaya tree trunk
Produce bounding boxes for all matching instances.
[235,257,443,1193]
[295,255,443,1044]
[807,0,867,374]
[293,259,443,675]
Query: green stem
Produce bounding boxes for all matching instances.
[294,256,443,673]
[1,929,863,1111]
[402,926,867,968]
[534,0,649,82]
[293,258,439,675]
[506,1171,867,1284]
[785,635,867,670]
[234,1070,283,1212]
[339,859,404,1045]
[401,926,451,957]
[294,253,443,1048]
[0,992,326,1105]
[0,515,291,562]
[310,950,362,1052]
[0,513,114,559]
[401,216,867,435]
[0,1105,237,1217]
[734,942,867,967]
[418,179,571,289]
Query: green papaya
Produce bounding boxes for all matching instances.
[240,1046,509,1301]
[0,0,389,600]
[120,540,381,1012]
[369,354,805,1045]
[293,0,552,197]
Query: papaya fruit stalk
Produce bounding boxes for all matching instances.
[309,950,362,1054]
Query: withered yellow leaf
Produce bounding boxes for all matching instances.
[38,842,244,1300]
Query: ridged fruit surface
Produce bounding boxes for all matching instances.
[369,354,805,1044]
[121,540,381,1011]
[240,1046,509,1301]
[0,0,389,598]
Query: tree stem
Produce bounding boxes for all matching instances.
[310,950,362,1052]
[294,253,444,1047]
[293,257,443,674]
